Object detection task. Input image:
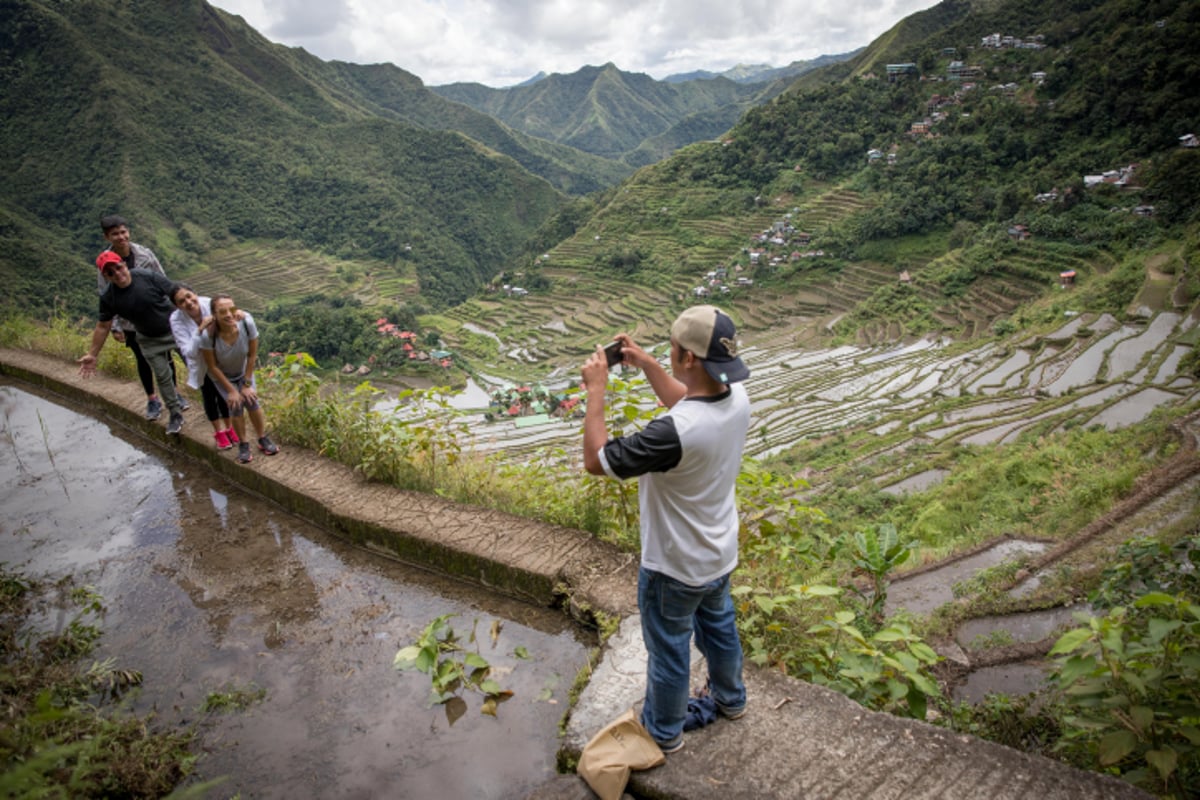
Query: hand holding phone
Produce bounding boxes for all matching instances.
[603,340,623,368]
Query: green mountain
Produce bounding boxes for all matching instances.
[431,63,782,162]
[3,0,1197,346]
[429,0,1199,378]
[0,0,627,313]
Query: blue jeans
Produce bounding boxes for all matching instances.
[638,566,746,746]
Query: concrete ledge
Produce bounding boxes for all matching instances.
[561,617,1151,799]
[0,347,638,619]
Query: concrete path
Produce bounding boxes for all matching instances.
[0,347,1151,800]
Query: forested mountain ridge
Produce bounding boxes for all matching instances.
[0,0,620,313]
[431,63,784,163]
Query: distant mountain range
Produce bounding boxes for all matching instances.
[660,51,864,84]
[431,63,778,164]
[430,52,860,164]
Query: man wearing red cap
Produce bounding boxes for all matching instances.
[581,305,751,755]
[95,214,180,420]
[79,250,186,435]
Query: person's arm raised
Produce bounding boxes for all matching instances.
[614,333,685,409]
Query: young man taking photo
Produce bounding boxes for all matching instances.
[580,305,751,754]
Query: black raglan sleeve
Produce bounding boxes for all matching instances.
[602,415,683,480]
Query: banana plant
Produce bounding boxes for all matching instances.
[851,523,911,623]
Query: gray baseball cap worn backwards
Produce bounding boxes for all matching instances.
[670,304,750,384]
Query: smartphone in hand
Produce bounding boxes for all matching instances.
[603,341,623,368]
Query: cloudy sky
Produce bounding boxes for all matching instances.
[209,0,942,87]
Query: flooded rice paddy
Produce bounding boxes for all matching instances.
[0,383,591,799]
[448,310,1196,465]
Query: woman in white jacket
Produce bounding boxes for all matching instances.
[169,284,237,449]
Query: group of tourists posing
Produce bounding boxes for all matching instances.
[78,215,279,464]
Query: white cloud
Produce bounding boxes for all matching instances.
[211,0,940,86]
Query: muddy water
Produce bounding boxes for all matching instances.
[0,383,591,799]
[880,469,950,496]
[953,663,1052,705]
[885,540,1047,617]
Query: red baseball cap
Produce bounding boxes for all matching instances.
[96,251,124,270]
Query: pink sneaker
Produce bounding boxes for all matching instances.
[214,429,232,450]
[225,428,240,445]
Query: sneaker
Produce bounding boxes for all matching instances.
[225,428,240,445]
[257,435,279,456]
[236,443,253,464]
[179,396,190,411]
[657,735,684,755]
[166,412,184,435]
[699,680,747,720]
[214,429,232,450]
[145,398,163,420]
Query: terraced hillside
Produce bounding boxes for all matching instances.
[417,218,1196,470]
[435,179,1128,378]
[180,244,419,313]
[448,301,1197,478]
[437,184,881,376]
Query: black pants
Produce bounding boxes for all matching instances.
[200,375,230,423]
[123,330,177,396]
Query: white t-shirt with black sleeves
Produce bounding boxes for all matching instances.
[597,382,750,586]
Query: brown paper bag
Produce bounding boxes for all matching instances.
[577,708,665,800]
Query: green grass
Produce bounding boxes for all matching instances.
[0,567,199,798]
[200,683,267,714]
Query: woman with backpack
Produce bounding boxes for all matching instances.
[199,293,280,464]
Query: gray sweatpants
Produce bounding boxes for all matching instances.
[137,331,182,415]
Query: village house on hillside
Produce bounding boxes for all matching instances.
[1083,164,1137,188]
[886,63,918,81]
[947,61,983,81]
[909,119,933,137]
[980,32,1045,49]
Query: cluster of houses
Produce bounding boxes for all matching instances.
[751,219,826,263]
[748,219,825,262]
[980,33,1045,50]
[691,263,755,298]
[372,318,453,367]
[688,216,828,297]
[485,384,581,421]
[485,280,529,298]
[1083,164,1138,188]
